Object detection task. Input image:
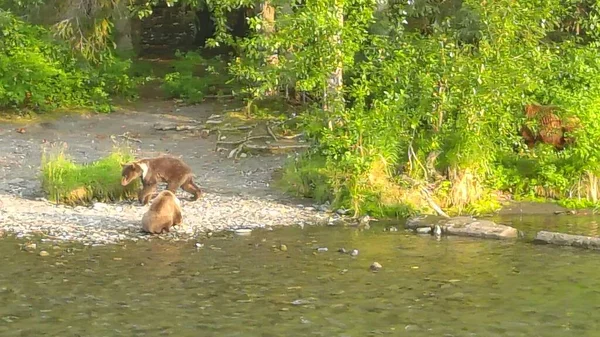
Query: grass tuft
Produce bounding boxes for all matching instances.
[40,145,140,205]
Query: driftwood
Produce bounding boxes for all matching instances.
[401,175,450,218]
[280,133,304,140]
[116,132,142,143]
[216,135,273,146]
[243,143,310,152]
[266,123,278,141]
[204,94,236,99]
[534,231,600,250]
[153,123,204,131]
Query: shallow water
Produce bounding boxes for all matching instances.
[2,214,600,337]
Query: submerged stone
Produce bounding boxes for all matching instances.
[416,227,432,234]
[406,215,517,240]
[534,231,600,250]
[443,219,518,240]
[370,262,382,271]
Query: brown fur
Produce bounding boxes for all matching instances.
[520,104,580,151]
[141,190,183,234]
[121,155,202,205]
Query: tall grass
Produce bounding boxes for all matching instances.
[40,146,140,205]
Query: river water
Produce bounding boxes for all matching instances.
[1,214,600,336]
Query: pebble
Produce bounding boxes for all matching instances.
[416,227,432,234]
[350,249,359,256]
[240,153,248,158]
[433,224,442,236]
[336,208,349,215]
[370,262,382,271]
[234,229,253,236]
[317,204,330,212]
[279,244,288,252]
[337,248,347,253]
[316,247,328,252]
[39,251,49,257]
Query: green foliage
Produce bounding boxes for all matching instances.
[161,50,238,103]
[10,0,600,215]
[276,153,332,203]
[0,10,139,113]
[40,146,140,205]
[220,0,600,215]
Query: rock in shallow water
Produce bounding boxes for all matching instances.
[416,227,432,234]
[406,215,518,240]
[234,229,253,236]
[370,262,382,271]
[534,231,600,250]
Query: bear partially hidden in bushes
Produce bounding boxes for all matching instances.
[520,104,580,151]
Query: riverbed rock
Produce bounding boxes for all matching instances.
[534,231,600,250]
[416,227,432,234]
[444,219,518,240]
[405,215,518,240]
[370,262,382,271]
[234,229,253,236]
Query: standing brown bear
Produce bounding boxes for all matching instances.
[120,155,202,205]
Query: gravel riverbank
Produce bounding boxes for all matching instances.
[0,191,329,245]
[0,101,331,245]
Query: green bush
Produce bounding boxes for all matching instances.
[40,146,140,205]
[161,51,238,103]
[214,0,600,216]
[0,10,138,113]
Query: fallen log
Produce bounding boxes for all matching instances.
[153,123,204,131]
[243,143,311,154]
[216,135,273,146]
[533,230,600,250]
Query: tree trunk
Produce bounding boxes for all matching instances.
[324,0,344,119]
[113,0,134,55]
[260,1,278,96]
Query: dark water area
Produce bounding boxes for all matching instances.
[2,214,600,336]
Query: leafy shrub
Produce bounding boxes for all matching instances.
[40,146,140,205]
[161,51,238,103]
[0,10,138,113]
[215,0,600,215]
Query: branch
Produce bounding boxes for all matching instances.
[402,175,450,218]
